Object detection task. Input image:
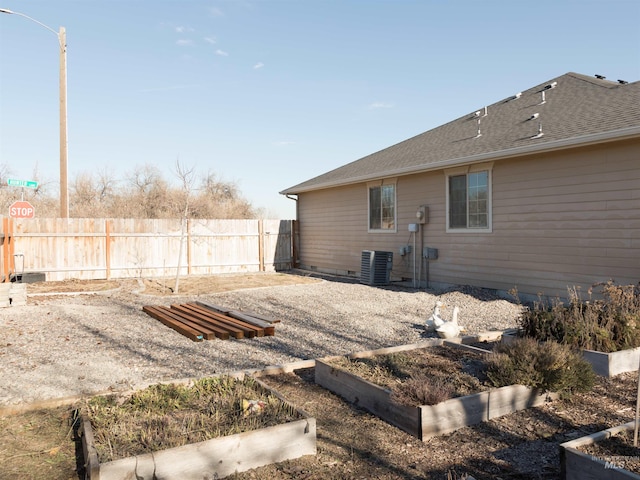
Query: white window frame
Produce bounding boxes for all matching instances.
[367,178,397,233]
[445,163,493,233]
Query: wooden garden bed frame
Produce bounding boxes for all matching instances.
[315,338,554,441]
[81,374,316,480]
[560,421,640,480]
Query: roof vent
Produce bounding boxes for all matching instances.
[472,110,481,118]
[542,81,557,91]
[506,92,522,102]
[595,74,606,79]
[531,123,544,139]
[618,79,629,84]
[528,113,539,121]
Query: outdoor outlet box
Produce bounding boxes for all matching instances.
[408,223,419,232]
[423,247,439,260]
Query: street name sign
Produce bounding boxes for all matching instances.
[7,179,38,189]
[9,201,35,219]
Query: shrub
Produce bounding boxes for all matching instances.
[486,337,595,399]
[391,374,455,406]
[517,281,640,353]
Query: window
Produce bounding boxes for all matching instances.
[368,182,396,231]
[446,167,491,232]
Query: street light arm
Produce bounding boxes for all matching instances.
[1,7,69,218]
[0,8,62,46]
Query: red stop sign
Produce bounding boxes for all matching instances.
[9,201,35,219]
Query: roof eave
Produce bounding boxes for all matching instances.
[280,125,640,195]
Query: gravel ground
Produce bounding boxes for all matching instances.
[0,275,523,407]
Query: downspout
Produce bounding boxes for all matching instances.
[419,224,424,289]
[285,194,299,268]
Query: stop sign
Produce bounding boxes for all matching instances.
[9,201,35,219]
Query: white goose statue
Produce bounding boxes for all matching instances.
[435,305,464,339]
[425,301,446,332]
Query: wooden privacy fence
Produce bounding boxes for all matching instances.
[0,218,293,282]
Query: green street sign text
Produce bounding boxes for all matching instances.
[7,179,38,189]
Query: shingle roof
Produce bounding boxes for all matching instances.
[281,72,640,195]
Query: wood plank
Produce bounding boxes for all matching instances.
[142,306,203,342]
[228,310,277,332]
[194,301,231,315]
[152,306,219,341]
[184,305,266,337]
[93,419,316,480]
[163,305,236,340]
[176,304,259,338]
[160,305,230,340]
[235,310,281,324]
[196,300,281,324]
[170,304,246,339]
[185,304,269,337]
[315,359,421,439]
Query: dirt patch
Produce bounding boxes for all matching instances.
[0,405,81,480]
[25,278,121,294]
[25,272,322,296]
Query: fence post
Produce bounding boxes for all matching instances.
[187,219,192,275]
[105,219,111,280]
[258,219,264,272]
[2,218,8,282]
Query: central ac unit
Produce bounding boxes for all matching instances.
[360,250,393,286]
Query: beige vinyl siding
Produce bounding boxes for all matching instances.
[436,141,640,296]
[297,174,445,279]
[297,139,639,298]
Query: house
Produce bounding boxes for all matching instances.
[280,72,640,299]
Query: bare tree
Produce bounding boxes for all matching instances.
[173,159,196,294]
[124,164,170,218]
[0,162,260,219]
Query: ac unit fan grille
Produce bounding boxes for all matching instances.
[360,250,393,286]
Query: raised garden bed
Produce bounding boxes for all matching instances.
[560,421,640,479]
[81,375,316,480]
[582,348,640,378]
[315,339,554,440]
[502,332,640,378]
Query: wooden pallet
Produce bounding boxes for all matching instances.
[143,302,278,341]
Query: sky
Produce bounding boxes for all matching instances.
[0,1,639,219]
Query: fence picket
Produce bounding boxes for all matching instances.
[0,218,293,282]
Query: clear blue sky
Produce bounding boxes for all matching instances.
[1,1,639,218]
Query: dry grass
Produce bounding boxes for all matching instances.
[84,376,303,463]
[327,346,489,406]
